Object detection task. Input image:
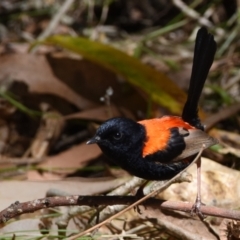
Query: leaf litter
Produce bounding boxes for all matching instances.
[0,1,240,238]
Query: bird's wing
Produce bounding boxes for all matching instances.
[173,128,218,161]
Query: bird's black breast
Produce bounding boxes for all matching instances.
[104,126,192,180]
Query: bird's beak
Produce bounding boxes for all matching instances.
[86,136,101,145]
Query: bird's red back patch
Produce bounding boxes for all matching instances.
[138,116,195,157]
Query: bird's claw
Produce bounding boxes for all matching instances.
[191,198,206,220]
[133,185,147,214]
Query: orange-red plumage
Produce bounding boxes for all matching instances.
[139,116,194,157]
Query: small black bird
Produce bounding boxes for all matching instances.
[87,27,217,181]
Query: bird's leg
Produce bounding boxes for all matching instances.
[135,180,149,198]
[134,180,149,214]
[191,154,205,220]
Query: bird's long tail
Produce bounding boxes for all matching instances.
[182,27,216,130]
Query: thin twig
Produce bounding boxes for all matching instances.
[1,196,240,226]
[98,0,110,25]
[37,0,75,41]
[172,0,213,27]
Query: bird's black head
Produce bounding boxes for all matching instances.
[87,117,145,164]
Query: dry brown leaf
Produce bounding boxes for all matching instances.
[64,105,134,121]
[159,158,239,208]
[0,53,95,110]
[138,205,217,240]
[0,52,147,116]
[46,52,147,114]
[37,143,102,175]
[65,105,122,121]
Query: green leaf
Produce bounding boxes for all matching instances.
[42,36,188,114]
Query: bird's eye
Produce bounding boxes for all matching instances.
[113,132,123,140]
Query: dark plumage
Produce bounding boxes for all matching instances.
[87,27,217,181]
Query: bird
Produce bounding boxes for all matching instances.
[87,28,217,213]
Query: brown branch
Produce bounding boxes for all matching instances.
[204,102,240,131]
[1,195,240,226]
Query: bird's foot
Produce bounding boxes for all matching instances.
[133,184,147,214]
[191,198,206,220]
